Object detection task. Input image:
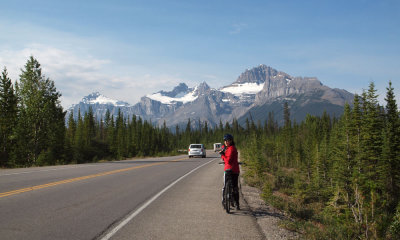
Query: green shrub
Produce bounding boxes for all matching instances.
[389,203,400,239]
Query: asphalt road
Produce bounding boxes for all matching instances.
[0,151,264,240]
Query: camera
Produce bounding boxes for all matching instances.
[219,147,226,155]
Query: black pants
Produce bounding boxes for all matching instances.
[223,172,239,205]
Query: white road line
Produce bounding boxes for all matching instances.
[100,158,217,240]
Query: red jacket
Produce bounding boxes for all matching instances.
[221,145,239,174]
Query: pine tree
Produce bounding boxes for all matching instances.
[108,115,116,157]
[383,81,400,212]
[135,117,142,155]
[128,115,137,156]
[185,118,191,144]
[0,67,18,167]
[362,83,383,183]
[284,101,291,128]
[46,103,65,164]
[83,106,96,147]
[115,109,126,159]
[316,113,332,199]
[219,119,224,133]
[13,56,65,166]
[358,82,384,237]
[331,103,357,210]
[65,112,76,163]
[74,109,84,163]
[232,118,239,136]
[267,111,277,135]
[98,117,105,142]
[225,121,231,132]
[245,118,250,135]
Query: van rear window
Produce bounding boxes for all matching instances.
[190,145,202,148]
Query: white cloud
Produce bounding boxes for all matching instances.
[0,44,107,78]
[0,44,111,107]
[0,20,226,109]
[0,44,188,108]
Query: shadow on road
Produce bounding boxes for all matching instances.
[227,209,254,217]
[251,209,286,219]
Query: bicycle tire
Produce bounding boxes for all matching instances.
[225,179,231,213]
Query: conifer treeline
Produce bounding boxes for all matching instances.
[0,56,244,167]
[241,82,400,239]
[64,107,180,163]
[63,108,246,163]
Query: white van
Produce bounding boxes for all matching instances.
[188,144,206,158]
[213,143,222,152]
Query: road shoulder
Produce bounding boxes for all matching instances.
[106,157,266,240]
[240,175,300,240]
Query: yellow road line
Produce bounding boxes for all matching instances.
[0,157,188,198]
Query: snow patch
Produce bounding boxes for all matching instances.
[147,90,198,104]
[84,94,128,106]
[283,97,296,101]
[220,82,264,95]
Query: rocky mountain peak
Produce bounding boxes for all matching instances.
[236,65,280,85]
[195,81,211,95]
[83,92,101,101]
[159,83,189,98]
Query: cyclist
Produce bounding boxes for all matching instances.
[220,133,240,210]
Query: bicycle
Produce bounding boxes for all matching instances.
[219,162,242,214]
[223,169,235,213]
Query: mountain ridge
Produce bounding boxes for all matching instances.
[66,65,354,127]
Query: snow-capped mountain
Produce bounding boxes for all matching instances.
[81,92,130,107]
[146,83,200,104]
[234,65,354,125]
[220,64,278,96]
[66,92,136,123]
[155,82,254,127]
[129,82,214,123]
[67,65,354,127]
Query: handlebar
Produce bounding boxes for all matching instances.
[218,162,244,165]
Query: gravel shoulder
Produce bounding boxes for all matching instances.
[240,172,300,240]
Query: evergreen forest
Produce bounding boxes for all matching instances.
[240,82,400,239]
[1,57,400,239]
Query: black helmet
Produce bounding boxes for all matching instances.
[223,133,233,141]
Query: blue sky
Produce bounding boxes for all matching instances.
[1,0,399,108]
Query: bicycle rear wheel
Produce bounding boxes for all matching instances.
[224,179,231,213]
